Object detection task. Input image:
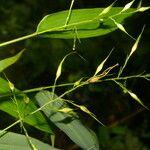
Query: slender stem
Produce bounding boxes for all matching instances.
[0,74,149,98]
[24,82,74,93]
[0,82,74,98]
[22,124,37,150]
[118,55,130,77]
[65,0,75,26]
[29,82,87,115]
[0,33,37,48]
[0,120,20,135]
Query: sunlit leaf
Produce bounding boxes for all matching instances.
[0,6,146,47]
[36,8,137,39]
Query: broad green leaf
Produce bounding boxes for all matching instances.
[0,77,53,134]
[0,6,149,47]
[0,131,59,150]
[0,50,24,72]
[35,90,99,150]
[36,7,137,39]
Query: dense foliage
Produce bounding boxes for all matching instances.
[0,0,150,149]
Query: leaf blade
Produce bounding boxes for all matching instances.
[36,7,137,39]
[0,131,59,150]
[35,91,99,150]
[0,50,24,72]
[0,77,53,134]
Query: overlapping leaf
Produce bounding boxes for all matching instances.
[36,7,136,39]
[35,90,99,150]
[0,131,59,150]
[0,77,53,134]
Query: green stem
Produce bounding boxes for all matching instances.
[65,0,75,26]
[0,74,149,98]
[29,82,87,115]
[24,82,73,93]
[0,33,37,47]
[0,82,74,98]
[0,120,20,135]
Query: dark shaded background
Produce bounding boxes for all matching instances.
[0,0,150,149]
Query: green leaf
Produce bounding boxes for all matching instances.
[0,50,24,72]
[0,131,59,150]
[36,7,136,39]
[35,90,99,150]
[0,77,53,134]
[0,6,148,47]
